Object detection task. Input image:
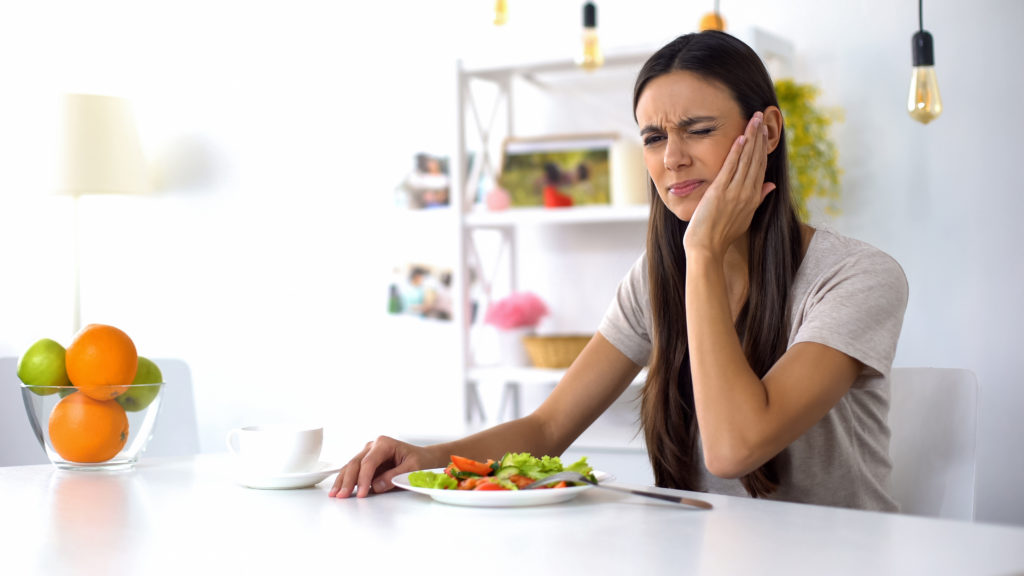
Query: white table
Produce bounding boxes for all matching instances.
[1,454,1023,576]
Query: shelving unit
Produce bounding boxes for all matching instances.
[447,49,656,441]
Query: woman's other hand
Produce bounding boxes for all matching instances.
[683,110,777,259]
[328,436,437,498]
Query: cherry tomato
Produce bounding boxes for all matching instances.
[475,479,509,491]
[450,455,494,476]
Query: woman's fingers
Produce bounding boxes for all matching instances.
[755,112,775,200]
[354,436,400,498]
[329,440,374,498]
[733,111,764,194]
[329,436,433,499]
[741,108,770,200]
[711,110,764,200]
[740,112,770,198]
[685,110,773,253]
[371,456,420,494]
[716,130,746,192]
[329,437,396,499]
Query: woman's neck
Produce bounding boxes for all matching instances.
[800,223,815,257]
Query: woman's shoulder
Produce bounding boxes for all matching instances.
[800,227,908,295]
[805,227,904,273]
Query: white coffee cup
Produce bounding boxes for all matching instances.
[226,425,323,476]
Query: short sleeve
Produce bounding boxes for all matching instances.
[791,249,909,379]
[598,253,652,367]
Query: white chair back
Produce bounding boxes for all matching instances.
[0,356,199,466]
[145,358,200,458]
[0,357,50,466]
[888,367,978,521]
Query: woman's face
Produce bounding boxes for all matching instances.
[635,70,747,222]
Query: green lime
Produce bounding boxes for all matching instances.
[116,356,163,412]
[17,338,71,396]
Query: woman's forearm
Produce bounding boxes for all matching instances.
[425,413,561,467]
[685,252,769,476]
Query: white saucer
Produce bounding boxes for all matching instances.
[234,461,343,490]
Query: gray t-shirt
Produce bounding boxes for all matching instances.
[598,228,909,511]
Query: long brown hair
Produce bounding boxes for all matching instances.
[635,31,803,497]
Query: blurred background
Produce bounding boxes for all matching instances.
[1,0,1021,525]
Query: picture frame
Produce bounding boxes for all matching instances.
[497,133,616,208]
[398,153,450,209]
[387,262,454,321]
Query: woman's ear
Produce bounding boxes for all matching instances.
[763,106,783,154]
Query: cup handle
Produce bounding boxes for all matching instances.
[226,429,241,455]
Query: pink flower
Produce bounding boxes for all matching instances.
[484,291,549,330]
[486,186,510,211]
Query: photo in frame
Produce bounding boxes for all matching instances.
[395,153,450,210]
[497,134,616,208]
[387,262,454,321]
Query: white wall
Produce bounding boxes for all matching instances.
[1,1,1021,525]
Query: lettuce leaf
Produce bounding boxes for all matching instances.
[500,452,561,479]
[408,471,457,490]
[498,452,593,482]
[565,456,596,481]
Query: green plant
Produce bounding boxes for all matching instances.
[774,79,843,219]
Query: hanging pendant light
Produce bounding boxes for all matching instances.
[494,0,508,26]
[577,2,604,70]
[699,0,726,32]
[908,0,942,124]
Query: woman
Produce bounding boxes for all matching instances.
[330,31,908,511]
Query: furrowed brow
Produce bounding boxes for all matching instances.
[676,116,717,129]
[640,115,718,136]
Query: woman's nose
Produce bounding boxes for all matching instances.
[663,136,691,171]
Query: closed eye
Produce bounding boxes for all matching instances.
[643,133,665,146]
[688,128,715,136]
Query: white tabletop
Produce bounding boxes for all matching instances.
[1,454,1023,576]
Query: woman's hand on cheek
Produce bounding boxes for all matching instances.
[683,110,777,259]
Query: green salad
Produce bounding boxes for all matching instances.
[408,452,595,491]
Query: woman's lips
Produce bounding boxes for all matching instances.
[668,180,704,197]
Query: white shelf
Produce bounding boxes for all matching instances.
[469,365,567,385]
[390,206,453,224]
[465,205,649,228]
[461,49,655,81]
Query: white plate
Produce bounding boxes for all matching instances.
[235,461,342,490]
[392,469,614,507]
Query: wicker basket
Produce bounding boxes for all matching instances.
[522,334,592,369]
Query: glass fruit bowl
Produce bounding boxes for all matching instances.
[20,382,163,471]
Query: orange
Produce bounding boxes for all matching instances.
[699,12,726,31]
[65,324,138,401]
[48,392,129,463]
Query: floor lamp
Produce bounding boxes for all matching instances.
[56,93,148,336]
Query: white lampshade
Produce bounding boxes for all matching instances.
[57,93,148,196]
